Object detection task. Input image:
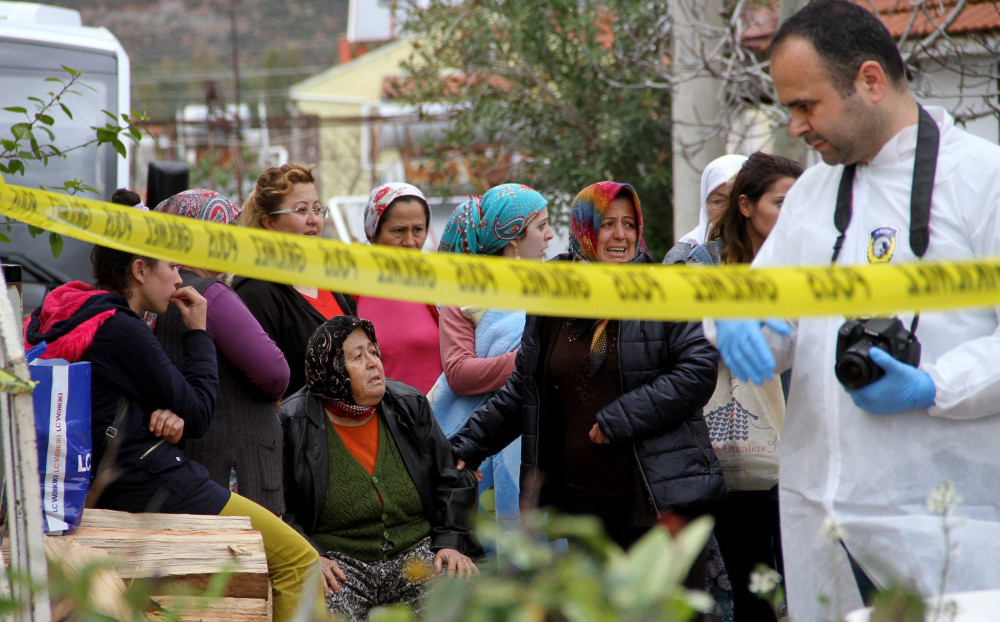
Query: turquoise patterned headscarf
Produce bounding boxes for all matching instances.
[438,183,548,255]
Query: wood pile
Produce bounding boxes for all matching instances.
[5,508,272,621]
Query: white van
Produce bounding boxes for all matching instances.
[0,2,131,310]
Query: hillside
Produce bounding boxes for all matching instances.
[41,0,351,119]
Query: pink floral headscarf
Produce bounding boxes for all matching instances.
[363,182,429,243]
[154,189,242,224]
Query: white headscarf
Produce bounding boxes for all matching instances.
[363,182,428,243]
[677,154,748,246]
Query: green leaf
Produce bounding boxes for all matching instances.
[3,106,27,114]
[49,232,64,258]
[419,578,472,622]
[8,159,24,175]
[669,516,714,585]
[36,114,54,126]
[59,103,73,120]
[27,224,44,238]
[61,65,80,77]
[103,109,118,121]
[870,586,926,622]
[2,139,17,151]
[39,127,55,142]
[613,528,680,612]
[11,123,31,139]
[112,138,127,158]
[369,604,418,622]
[0,230,9,243]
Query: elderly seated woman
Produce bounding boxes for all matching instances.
[280,316,482,621]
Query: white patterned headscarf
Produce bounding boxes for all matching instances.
[363,182,429,243]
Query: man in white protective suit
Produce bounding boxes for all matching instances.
[709,1,1000,620]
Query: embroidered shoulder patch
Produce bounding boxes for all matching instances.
[867,226,898,263]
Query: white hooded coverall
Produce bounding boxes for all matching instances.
[751,107,1000,621]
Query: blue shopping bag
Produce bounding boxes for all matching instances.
[26,342,92,535]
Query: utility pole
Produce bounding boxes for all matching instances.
[229,0,245,201]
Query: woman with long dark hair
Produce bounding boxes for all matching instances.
[688,151,803,622]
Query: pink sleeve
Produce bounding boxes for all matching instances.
[439,305,517,395]
[204,281,290,401]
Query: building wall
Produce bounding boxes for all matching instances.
[290,40,415,197]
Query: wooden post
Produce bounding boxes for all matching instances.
[0,265,51,621]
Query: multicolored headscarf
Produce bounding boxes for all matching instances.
[438,183,548,255]
[305,316,383,417]
[364,182,429,243]
[154,189,242,224]
[569,181,647,262]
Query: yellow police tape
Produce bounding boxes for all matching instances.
[3,180,1000,321]
[0,368,35,394]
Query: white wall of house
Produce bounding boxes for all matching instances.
[913,59,999,144]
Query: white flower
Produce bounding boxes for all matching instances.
[819,516,845,546]
[927,482,962,516]
[941,599,958,619]
[748,567,783,595]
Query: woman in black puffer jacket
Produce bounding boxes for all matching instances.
[451,181,726,550]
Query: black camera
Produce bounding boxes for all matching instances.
[835,318,921,390]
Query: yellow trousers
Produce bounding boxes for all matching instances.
[219,493,324,621]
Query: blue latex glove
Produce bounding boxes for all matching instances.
[716,320,792,385]
[847,347,936,415]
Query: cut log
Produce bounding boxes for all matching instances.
[3,509,273,621]
[44,537,134,621]
[149,596,272,622]
[62,527,268,599]
[78,508,253,532]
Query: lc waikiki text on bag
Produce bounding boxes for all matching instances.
[26,342,92,535]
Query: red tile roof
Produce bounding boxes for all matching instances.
[742,0,1000,48]
[872,0,1000,37]
[383,72,512,100]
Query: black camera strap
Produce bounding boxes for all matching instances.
[831,105,939,262]
[831,105,940,333]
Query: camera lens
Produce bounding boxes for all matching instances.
[836,353,873,389]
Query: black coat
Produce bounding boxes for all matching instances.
[232,277,357,399]
[280,380,482,557]
[26,289,227,515]
[156,272,285,514]
[451,252,727,513]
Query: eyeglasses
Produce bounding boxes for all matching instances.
[271,205,330,218]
